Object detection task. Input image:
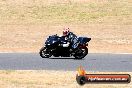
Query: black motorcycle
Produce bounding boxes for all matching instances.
[39,34,91,59]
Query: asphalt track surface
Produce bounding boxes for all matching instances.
[0,53,132,71]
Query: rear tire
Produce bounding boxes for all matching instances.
[39,47,52,58]
[74,47,88,59]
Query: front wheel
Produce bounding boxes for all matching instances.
[74,47,88,59]
[39,47,52,58]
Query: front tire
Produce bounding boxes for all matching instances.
[74,47,88,59]
[39,47,52,58]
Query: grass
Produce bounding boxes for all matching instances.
[0,1,131,88]
[0,70,131,88]
[0,0,131,25]
[0,0,132,53]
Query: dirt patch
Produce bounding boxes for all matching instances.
[0,24,132,53]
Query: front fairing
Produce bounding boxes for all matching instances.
[45,35,59,46]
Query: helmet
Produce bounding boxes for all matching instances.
[63,28,70,36]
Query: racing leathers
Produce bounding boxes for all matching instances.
[64,32,79,49]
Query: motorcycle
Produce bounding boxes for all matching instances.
[39,34,91,59]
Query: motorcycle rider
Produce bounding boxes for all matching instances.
[62,28,79,51]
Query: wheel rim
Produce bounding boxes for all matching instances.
[75,48,87,58]
[41,48,51,57]
[81,49,86,55]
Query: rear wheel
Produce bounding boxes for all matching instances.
[39,47,52,58]
[74,47,88,59]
